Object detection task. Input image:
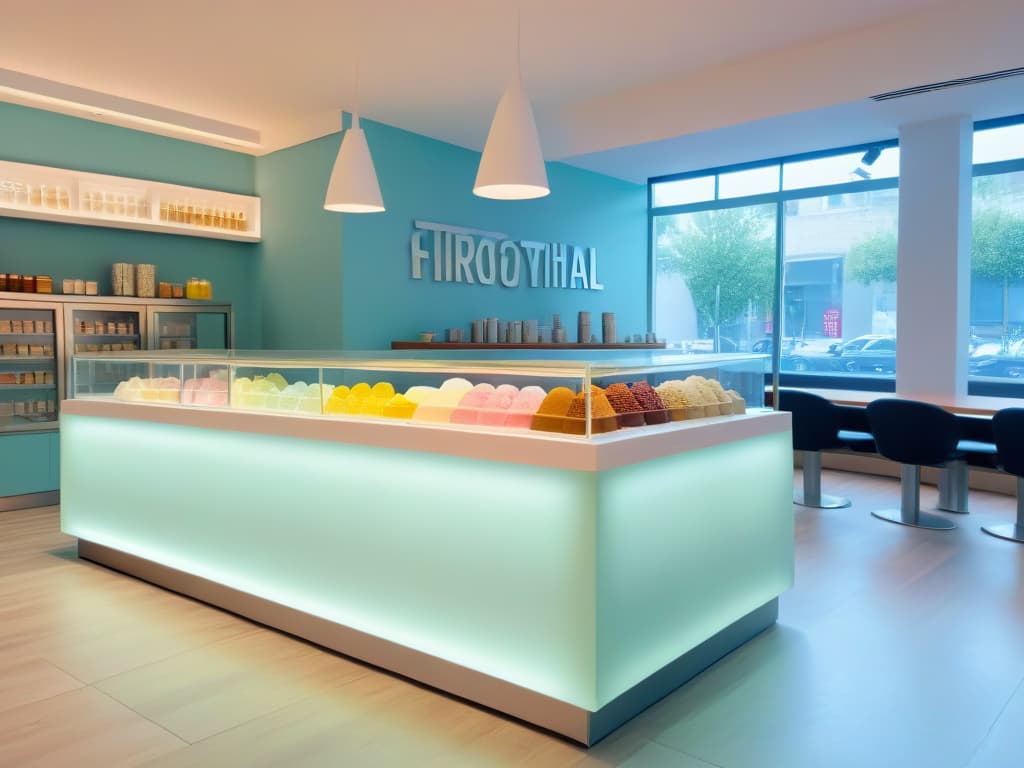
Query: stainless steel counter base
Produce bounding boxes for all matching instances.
[78,539,778,746]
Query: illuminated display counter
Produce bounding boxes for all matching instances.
[60,351,793,745]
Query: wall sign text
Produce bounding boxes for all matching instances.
[410,220,604,291]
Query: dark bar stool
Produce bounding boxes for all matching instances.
[867,398,964,530]
[779,390,874,509]
[983,408,1024,543]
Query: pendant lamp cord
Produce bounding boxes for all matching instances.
[515,7,522,80]
[352,54,361,129]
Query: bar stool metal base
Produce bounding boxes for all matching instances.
[794,450,852,509]
[981,479,1024,543]
[872,509,957,530]
[871,464,956,530]
[937,460,969,514]
[795,492,851,509]
[981,523,1024,543]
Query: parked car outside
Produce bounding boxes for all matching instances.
[831,334,897,374]
[969,339,1024,378]
[750,337,843,372]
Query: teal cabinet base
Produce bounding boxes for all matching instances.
[0,489,60,512]
[78,538,775,746]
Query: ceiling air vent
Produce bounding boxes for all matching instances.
[870,67,1024,102]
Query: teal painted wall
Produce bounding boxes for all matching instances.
[255,135,344,349]
[256,117,647,350]
[0,102,253,191]
[0,102,261,497]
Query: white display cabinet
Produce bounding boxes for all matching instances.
[61,348,791,746]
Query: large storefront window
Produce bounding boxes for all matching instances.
[651,143,900,389]
[969,164,1024,389]
[781,189,899,378]
[654,205,775,353]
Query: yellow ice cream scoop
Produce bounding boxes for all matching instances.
[383,393,418,418]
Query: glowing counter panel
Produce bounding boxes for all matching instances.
[60,401,793,744]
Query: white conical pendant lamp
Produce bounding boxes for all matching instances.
[474,15,549,200]
[324,59,384,213]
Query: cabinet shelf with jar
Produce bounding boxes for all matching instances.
[0,159,260,243]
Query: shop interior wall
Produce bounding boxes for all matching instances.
[255,135,344,349]
[255,116,648,350]
[0,102,262,496]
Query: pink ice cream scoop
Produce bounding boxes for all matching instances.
[450,383,496,424]
[477,384,520,426]
[182,378,201,405]
[504,385,547,428]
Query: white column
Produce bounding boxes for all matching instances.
[895,115,972,398]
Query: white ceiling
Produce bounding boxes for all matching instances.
[0,0,1021,180]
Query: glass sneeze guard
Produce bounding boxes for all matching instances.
[71,350,769,440]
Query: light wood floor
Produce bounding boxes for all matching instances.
[2,471,1023,768]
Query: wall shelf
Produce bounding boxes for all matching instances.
[73,334,140,340]
[0,159,260,242]
[391,341,667,350]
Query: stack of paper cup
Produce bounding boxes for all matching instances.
[551,314,566,343]
[486,317,498,344]
[511,321,523,344]
[602,312,616,344]
[524,319,538,344]
[577,311,591,344]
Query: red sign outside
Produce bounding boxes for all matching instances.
[823,308,842,338]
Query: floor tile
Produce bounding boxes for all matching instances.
[968,675,1024,768]
[0,686,185,768]
[96,627,370,742]
[0,655,83,714]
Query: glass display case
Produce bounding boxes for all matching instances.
[65,304,144,354]
[148,305,232,350]
[70,350,769,438]
[0,301,61,432]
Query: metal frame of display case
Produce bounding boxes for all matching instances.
[146,304,233,352]
[63,301,148,397]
